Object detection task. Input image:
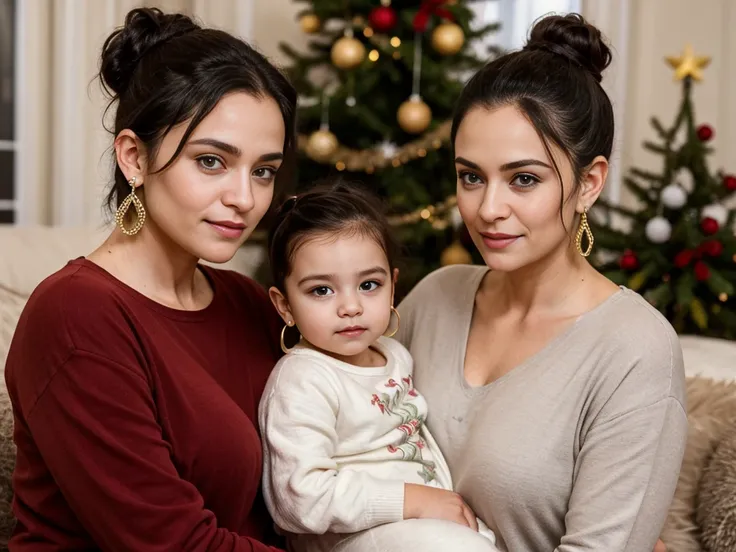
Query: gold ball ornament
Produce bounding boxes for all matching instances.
[306,129,338,162]
[331,36,366,70]
[397,96,432,134]
[431,22,465,56]
[441,241,472,266]
[299,13,321,34]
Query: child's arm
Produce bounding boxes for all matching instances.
[258,358,405,535]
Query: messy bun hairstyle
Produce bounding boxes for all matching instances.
[99,8,297,213]
[452,13,614,211]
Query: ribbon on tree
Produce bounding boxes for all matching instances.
[413,0,454,32]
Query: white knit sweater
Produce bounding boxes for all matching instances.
[258,336,453,538]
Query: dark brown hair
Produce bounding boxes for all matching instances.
[99,7,297,212]
[268,179,400,292]
[451,13,614,221]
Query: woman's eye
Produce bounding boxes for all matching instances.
[197,155,224,171]
[459,171,483,186]
[311,286,333,297]
[359,281,380,292]
[512,173,540,188]
[254,167,277,181]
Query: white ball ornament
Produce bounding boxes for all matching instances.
[450,206,464,229]
[661,184,687,209]
[701,204,728,227]
[645,217,672,244]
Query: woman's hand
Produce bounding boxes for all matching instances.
[403,483,479,531]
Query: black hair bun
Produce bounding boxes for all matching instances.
[100,7,199,96]
[526,14,612,83]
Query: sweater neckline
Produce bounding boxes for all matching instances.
[457,268,627,394]
[70,257,222,322]
[290,337,394,376]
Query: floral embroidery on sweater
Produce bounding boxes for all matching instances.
[370,376,436,483]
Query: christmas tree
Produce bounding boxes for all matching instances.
[593,45,736,339]
[270,0,499,298]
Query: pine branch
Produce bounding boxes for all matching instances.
[623,177,658,206]
[630,168,666,184]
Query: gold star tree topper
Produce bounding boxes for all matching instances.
[666,44,711,81]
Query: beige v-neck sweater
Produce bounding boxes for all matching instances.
[395,265,688,552]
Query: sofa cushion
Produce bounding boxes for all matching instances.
[697,426,736,551]
[660,377,736,552]
[0,286,27,369]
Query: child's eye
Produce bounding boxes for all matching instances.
[310,286,333,297]
[359,281,380,292]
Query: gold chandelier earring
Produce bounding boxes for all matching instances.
[280,320,300,354]
[575,207,594,257]
[384,306,401,338]
[115,176,146,236]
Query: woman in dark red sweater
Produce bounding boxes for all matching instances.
[4,7,296,551]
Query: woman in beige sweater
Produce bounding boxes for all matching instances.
[393,13,686,552]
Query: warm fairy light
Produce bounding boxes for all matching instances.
[390,37,401,47]
[363,27,374,38]
[719,293,728,302]
[420,209,431,220]
[417,148,427,157]
[335,161,346,171]
[369,49,379,62]
[393,51,401,60]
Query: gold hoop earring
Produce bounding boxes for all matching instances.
[280,320,299,354]
[384,306,401,338]
[115,176,146,236]
[575,208,594,257]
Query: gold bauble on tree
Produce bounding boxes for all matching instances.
[299,13,321,34]
[441,241,472,266]
[431,22,465,56]
[331,36,366,70]
[306,129,338,162]
[397,95,432,134]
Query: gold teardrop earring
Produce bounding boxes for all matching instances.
[115,176,146,236]
[575,207,594,257]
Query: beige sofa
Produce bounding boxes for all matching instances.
[1,225,735,551]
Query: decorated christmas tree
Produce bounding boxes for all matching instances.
[272,0,499,297]
[594,45,736,338]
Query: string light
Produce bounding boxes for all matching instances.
[390,37,401,47]
[369,49,380,62]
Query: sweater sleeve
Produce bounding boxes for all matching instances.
[260,358,405,534]
[26,349,281,552]
[556,337,688,552]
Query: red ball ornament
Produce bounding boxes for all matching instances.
[674,249,694,268]
[697,124,714,141]
[724,174,736,191]
[701,240,724,257]
[619,251,639,271]
[694,260,711,281]
[369,6,397,33]
[701,217,720,235]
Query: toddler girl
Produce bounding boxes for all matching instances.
[259,181,498,552]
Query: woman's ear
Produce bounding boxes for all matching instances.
[114,129,147,185]
[577,155,609,212]
[269,286,293,324]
